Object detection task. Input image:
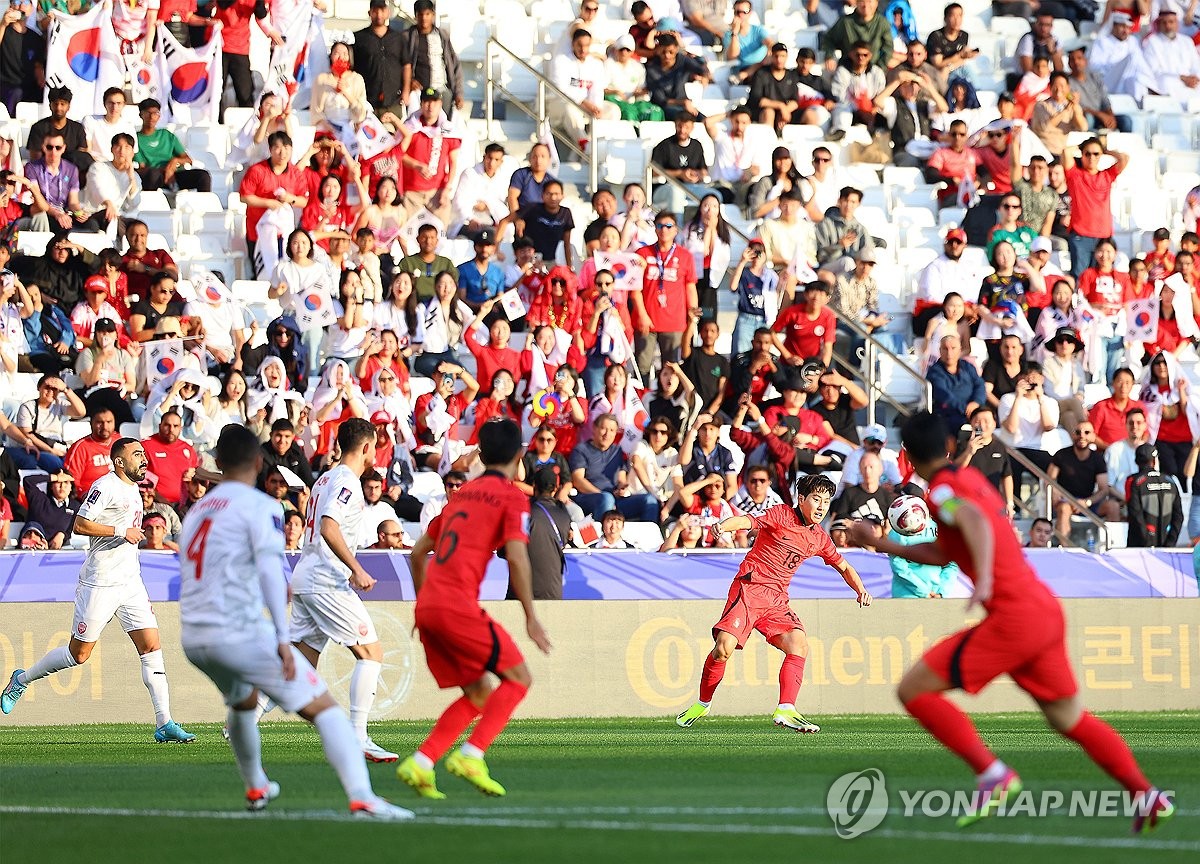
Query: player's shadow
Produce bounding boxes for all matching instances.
[563,558,602,599]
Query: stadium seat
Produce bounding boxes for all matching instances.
[619,521,666,551]
[66,233,113,254]
[15,231,54,256]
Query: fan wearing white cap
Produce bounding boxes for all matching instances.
[1142,7,1200,104]
[605,34,666,122]
[1089,9,1156,101]
[836,423,902,495]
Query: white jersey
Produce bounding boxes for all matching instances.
[179,481,290,649]
[291,464,364,594]
[76,472,143,588]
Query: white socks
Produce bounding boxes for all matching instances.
[227,708,269,791]
[777,703,795,712]
[21,646,77,685]
[314,706,374,803]
[349,659,382,743]
[978,759,1009,785]
[412,751,435,770]
[139,650,171,727]
[459,742,485,760]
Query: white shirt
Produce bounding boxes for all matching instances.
[998,392,1059,449]
[179,482,289,647]
[1141,31,1200,101]
[1089,32,1156,101]
[452,160,514,230]
[710,127,766,184]
[83,115,139,161]
[915,255,981,307]
[82,161,141,217]
[1105,439,1142,497]
[76,472,144,588]
[419,297,476,354]
[837,446,902,494]
[420,494,446,533]
[183,299,246,353]
[291,464,365,593]
[358,500,397,547]
[550,51,608,107]
[371,301,426,348]
[605,57,645,97]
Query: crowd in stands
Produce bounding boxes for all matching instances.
[4,0,1200,556]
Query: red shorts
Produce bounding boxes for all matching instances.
[923,601,1077,702]
[713,579,804,649]
[414,603,525,689]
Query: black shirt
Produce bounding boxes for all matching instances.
[521,451,570,489]
[259,442,315,490]
[1050,446,1107,499]
[927,27,969,61]
[519,204,574,262]
[831,484,896,522]
[27,117,87,160]
[965,438,1011,490]
[810,391,859,443]
[681,349,729,412]
[506,496,570,600]
[982,360,1023,404]
[0,26,44,98]
[354,24,406,109]
[130,299,186,334]
[645,55,707,112]
[651,136,707,173]
[747,67,800,113]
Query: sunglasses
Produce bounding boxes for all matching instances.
[445,482,464,489]
[596,279,615,287]
[813,156,831,163]
[1002,204,1021,210]
[1082,150,1102,157]
[987,131,1006,139]
[44,144,64,151]
[648,428,669,435]
[378,375,396,381]
[535,435,556,442]
[748,477,769,484]
[655,222,676,229]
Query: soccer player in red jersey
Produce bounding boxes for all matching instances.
[676,474,872,733]
[853,412,1174,834]
[397,419,552,799]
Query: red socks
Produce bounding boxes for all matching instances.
[904,692,996,774]
[779,655,805,706]
[466,679,529,753]
[699,655,726,703]
[1063,711,1151,794]
[418,696,481,763]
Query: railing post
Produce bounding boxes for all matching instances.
[588,115,598,192]
[537,81,545,126]
[865,340,876,426]
[485,40,494,140]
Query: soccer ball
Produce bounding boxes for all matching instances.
[888,495,930,536]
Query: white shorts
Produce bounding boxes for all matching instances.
[72,581,158,643]
[184,638,327,713]
[290,591,378,653]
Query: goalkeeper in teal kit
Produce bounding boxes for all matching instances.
[889,523,959,598]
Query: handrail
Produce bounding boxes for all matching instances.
[484,38,599,192]
[828,307,933,424]
[981,436,1111,550]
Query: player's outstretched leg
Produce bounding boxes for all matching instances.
[131,631,195,743]
[397,695,483,800]
[445,667,532,797]
[768,630,819,733]
[677,632,737,727]
[1039,698,1174,835]
[348,647,398,763]
[225,693,280,811]
[2,641,83,714]
[898,661,1020,828]
[300,698,413,820]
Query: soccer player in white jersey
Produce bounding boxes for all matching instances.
[291,417,398,763]
[1,438,195,743]
[179,426,412,819]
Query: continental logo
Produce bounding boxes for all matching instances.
[625,617,939,709]
[320,607,417,716]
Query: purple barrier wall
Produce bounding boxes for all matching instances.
[0,548,1196,601]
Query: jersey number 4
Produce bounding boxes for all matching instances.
[185,518,213,581]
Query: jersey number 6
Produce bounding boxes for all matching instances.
[434,512,467,565]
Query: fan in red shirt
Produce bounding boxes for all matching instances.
[401,419,552,800]
[120,221,179,303]
[62,409,118,496]
[141,410,200,506]
[771,281,837,368]
[857,411,1173,833]
[238,132,309,254]
[466,317,523,390]
[634,214,698,372]
[675,474,871,733]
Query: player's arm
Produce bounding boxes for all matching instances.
[409,531,435,594]
[833,557,872,606]
[503,539,552,654]
[320,516,375,592]
[254,515,295,680]
[74,515,143,545]
[867,528,952,567]
[717,515,753,534]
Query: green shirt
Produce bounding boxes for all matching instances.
[396,254,456,300]
[136,129,186,170]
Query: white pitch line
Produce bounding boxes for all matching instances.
[0,805,1195,851]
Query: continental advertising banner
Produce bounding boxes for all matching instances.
[0,599,1196,726]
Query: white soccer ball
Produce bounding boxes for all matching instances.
[888,495,930,536]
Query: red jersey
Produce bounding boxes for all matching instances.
[1087,397,1144,445]
[466,338,522,392]
[239,159,309,242]
[121,249,176,304]
[1065,163,1122,238]
[209,0,258,55]
[772,303,836,359]
[540,397,585,456]
[401,124,461,193]
[141,433,199,505]
[636,243,696,334]
[761,406,832,450]
[1077,267,1133,317]
[63,436,115,497]
[419,471,530,608]
[414,391,468,446]
[734,504,844,593]
[926,464,1055,611]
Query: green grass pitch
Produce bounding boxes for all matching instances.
[1,713,1196,863]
